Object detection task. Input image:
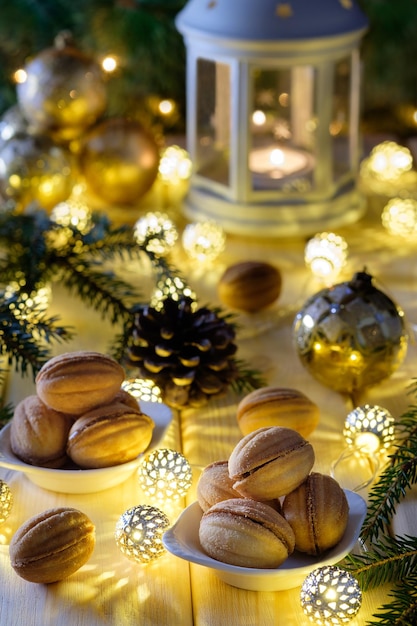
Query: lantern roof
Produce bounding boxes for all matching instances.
[176,0,368,42]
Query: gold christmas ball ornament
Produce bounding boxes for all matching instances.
[16,32,107,142]
[79,118,160,205]
[293,271,408,395]
[0,132,73,211]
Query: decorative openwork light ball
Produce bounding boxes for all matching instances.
[344,404,395,454]
[182,221,226,263]
[122,378,162,403]
[304,232,348,281]
[382,197,417,237]
[362,141,413,181]
[300,565,362,625]
[5,281,52,321]
[138,448,193,501]
[50,184,92,234]
[133,211,178,256]
[0,479,13,524]
[115,505,170,563]
[150,273,196,311]
[158,145,192,185]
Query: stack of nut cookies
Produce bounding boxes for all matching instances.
[197,425,349,569]
[10,350,155,470]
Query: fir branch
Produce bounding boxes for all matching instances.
[231,359,266,395]
[0,402,14,428]
[0,295,72,378]
[360,385,417,543]
[343,534,417,591]
[58,258,138,324]
[365,573,417,626]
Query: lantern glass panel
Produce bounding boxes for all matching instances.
[250,66,316,193]
[331,55,354,181]
[196,58,230,187]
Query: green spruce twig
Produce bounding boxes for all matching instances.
[340,379,417,625]
[360,382,417,543]
[343,534,417,591]
[0,292,73,378]
[365,574,417,626]
[231,359,267,395]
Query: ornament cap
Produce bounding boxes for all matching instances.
[348,269,374,291]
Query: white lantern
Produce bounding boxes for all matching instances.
[176,0,368,237]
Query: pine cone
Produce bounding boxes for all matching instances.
[126,297,239,408]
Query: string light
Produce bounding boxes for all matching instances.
[343,404,395,454]
[50,184,92,233]
[115,505,170,563]
[138,448,193,501]
[300,565,362,625]
[304,232,348,280]
[13,68,27,84]
[361,141,413,182]
[5,278,52,320]
[0,479,13,524]
[331,404,395,492]
[101,55,118,73]
[150,274,196,310]
[122,378,162,403]
[381,197,417,237]
[158,145,192,185]
[182,221,226,263]
[133,211,178,256]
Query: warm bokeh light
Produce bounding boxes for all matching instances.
[101,55,118,73]
[304,232,348,280]
[381,197,417,237]
[13,68,27,84]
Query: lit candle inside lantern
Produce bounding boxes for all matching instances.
[250,145,313,179]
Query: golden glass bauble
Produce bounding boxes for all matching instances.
[79,118,160,205]
[293,271,408,395]
[16,32,107,141]
[0,132,73,211]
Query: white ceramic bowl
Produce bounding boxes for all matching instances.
[163,490,367,591]
[0,401,172,494]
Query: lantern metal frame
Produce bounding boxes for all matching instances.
[176,0,368,237]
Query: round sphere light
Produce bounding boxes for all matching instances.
[0,479,13,524]
[159,145,192,184]
[304,232,348,280]
[122,378,162,403]
[138,448,193,501]
[381,197,417,237]
[134,211,178,256]
[363,141,413,182]
[300,565,362,625]
[115,505,170,563]
[150,274,196,311]
[344,404,395,454]
[182,221,226,262]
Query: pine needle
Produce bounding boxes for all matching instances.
[343,534,417,591]
[360,383,417,543]
[365,574,417,626]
